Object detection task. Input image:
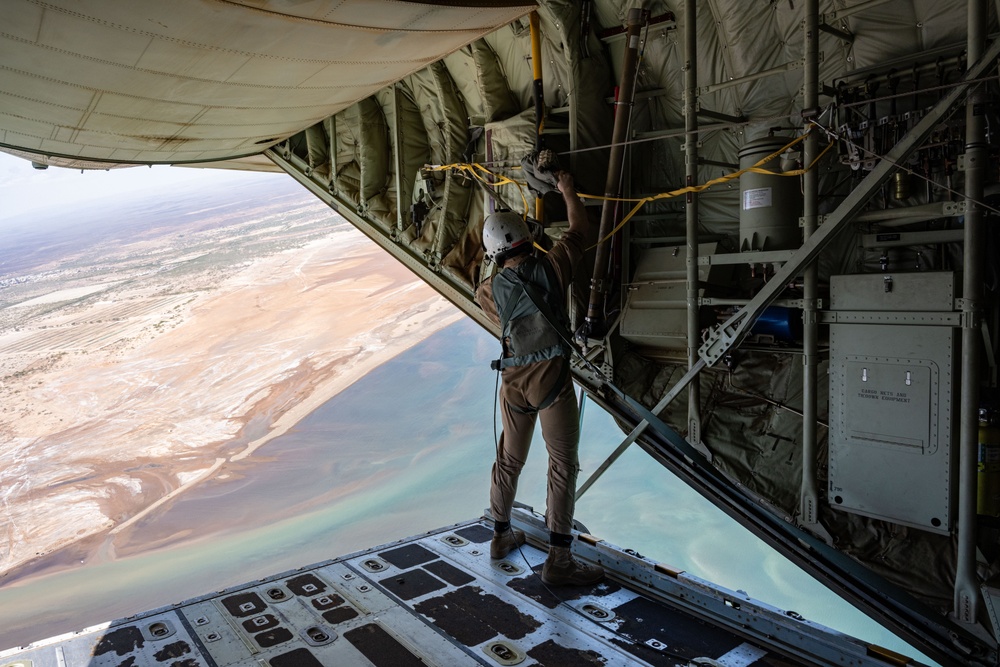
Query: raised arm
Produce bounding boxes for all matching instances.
[557,171,592,243]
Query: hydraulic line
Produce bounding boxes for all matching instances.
[581,7,645,340]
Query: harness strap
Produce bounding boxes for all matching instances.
[497,277,523,334]
[506,270,563,334]
[506,357,570,415]
[491,262,570,371]
[496,275,524,363]
[496,268,570,370]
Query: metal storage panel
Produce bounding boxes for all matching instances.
[620,243,718,351]
[828,273,956,534]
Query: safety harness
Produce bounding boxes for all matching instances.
[490,257,572,414]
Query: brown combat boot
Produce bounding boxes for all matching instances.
[490,528,526,559]
[541,546,604,586]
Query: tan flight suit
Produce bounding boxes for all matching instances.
[476,216,587,537]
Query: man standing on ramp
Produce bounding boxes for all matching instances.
[477,168,604,586]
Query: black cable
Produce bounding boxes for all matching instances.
[493,364,501,458]
[490,344,570,608]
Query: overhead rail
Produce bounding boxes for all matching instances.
[824,0,895,22]
[699,56,822,96]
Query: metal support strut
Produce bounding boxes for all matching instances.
[800,0,821,528]
[582,8,645,340]
[954,0,988,626]
[577,358,706,500]
[684,0,702,447]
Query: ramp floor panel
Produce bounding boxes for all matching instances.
[0,513,915,666]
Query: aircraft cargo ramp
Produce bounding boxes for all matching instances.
[0,508,919,667]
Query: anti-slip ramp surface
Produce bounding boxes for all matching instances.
[0,511,919,667]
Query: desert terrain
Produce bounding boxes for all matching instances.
[0,182,462,581]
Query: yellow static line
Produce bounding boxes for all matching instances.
[427,126,835,250]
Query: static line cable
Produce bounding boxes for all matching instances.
[556,109,806,158]
[428,129,834,252]
[837,73,1000,110]
[726,371,830,428]
[583,129,835,250]
[551,70,999,159]
[446,163,550,255]
[442,74,995,168]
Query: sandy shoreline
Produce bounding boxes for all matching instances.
[0,216,463,585]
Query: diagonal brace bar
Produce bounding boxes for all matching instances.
[577,358,706,499]
[698,36,1000,367]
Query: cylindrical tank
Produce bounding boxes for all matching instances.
[978,408,1000,516]
[739,136,803,252]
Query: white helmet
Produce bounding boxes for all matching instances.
[483,211,531,263]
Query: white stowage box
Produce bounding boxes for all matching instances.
[828,272,957,534]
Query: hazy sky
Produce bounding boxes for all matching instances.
[0,151,277,223]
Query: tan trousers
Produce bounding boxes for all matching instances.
[491,376,580,536]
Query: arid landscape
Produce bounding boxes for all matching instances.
[0,179,461,583]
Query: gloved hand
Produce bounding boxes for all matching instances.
[520,149,562,196]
